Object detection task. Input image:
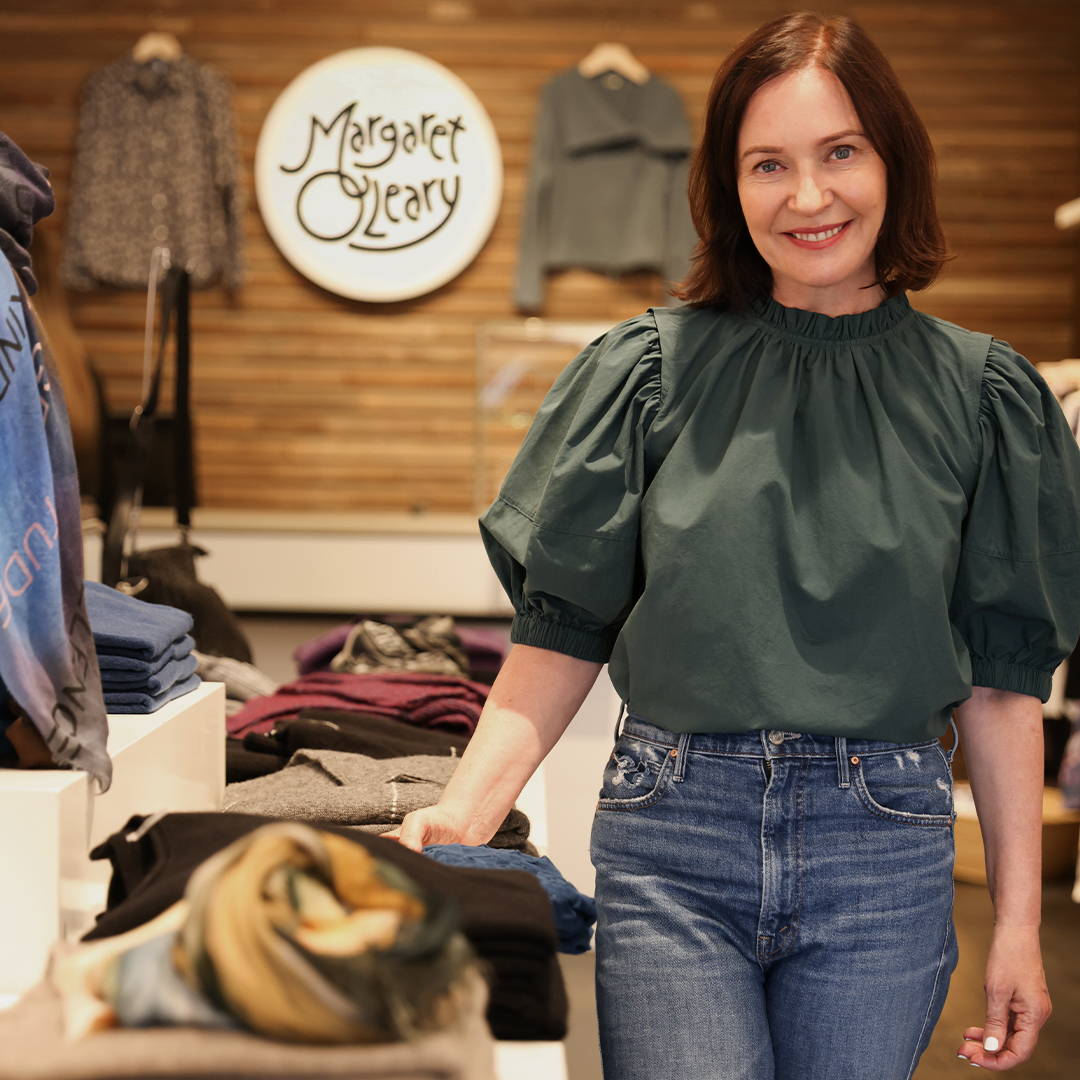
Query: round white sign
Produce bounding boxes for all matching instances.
[255,48,503,302]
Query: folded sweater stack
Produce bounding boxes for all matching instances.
[84,582,201,714]
[86,812,569,1041]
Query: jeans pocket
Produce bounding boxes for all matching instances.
[850,742,954,827]
[597,734,676,812]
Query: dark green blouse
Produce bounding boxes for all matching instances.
[479,293,1080,742]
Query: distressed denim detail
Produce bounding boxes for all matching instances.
[590,712,958,1080]
[597,733,675,811]
[850,741,954,827]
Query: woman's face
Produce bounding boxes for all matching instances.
[736,65,887,314]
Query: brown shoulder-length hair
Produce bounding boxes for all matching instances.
[672,10,949,310]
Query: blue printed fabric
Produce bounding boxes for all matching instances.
[97,634,195,674]
[84,581,194,661]
[110,930,239,1031]
[104,672,202,714]
[100,652,198,695]
[0,133,54,296]
[0,252,110,787]
[423,843,597,954]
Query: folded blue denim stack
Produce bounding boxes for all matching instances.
[84,582,202,714]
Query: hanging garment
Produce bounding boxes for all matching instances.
[62,55,243,291]
[85,812,569,1040]
[0,246,110,786]
[514,67,698,312]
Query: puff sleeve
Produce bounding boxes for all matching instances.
[950,340,1080,701]
[479,314,664,662]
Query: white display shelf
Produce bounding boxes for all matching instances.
[0,682,226,996]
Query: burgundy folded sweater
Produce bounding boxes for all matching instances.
[226,671,489,738]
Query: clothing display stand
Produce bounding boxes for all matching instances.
[0,681,225,1001]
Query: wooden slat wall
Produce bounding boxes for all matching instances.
[2,0,1077,513]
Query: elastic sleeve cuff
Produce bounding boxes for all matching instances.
[970,657,1053,703]
[510,611,616,663]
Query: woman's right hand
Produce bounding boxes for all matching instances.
[382,804,483,852]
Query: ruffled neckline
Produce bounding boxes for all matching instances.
[749,291,912,342]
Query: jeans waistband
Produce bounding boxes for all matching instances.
[619,708,957,763]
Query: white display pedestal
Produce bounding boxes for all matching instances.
[492,763,568,1080]
[0,682,226,998]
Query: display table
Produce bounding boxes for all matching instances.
[0,691,570,1076]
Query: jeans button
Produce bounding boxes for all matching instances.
[768,731,785,745]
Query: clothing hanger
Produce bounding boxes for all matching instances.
[132,31,183,63]
[1035,359,1080,398]
[1054,195,1080,231]
[577,42,650,85]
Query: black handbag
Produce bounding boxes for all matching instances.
[101,265,253,663]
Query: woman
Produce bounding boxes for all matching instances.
[388,12,1080,1078]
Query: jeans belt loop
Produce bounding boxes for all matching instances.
[614,699,627,741]
[672,731,691,782]
[946,715,960,764]
[836,736,851,789]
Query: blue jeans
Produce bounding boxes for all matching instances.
[590,709,959,1080]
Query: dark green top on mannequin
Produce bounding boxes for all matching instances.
[479,293,1080,742]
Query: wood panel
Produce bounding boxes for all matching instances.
[2,0,1077,513]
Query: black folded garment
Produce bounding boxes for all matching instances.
[85,812,567,1041]
[241,708,473,776]
[225,737,281,782]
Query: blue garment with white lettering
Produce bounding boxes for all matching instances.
[0,253,110,787]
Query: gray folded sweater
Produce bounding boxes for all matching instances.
[223,750,532,850]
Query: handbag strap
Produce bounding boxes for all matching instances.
[171,267,194,532]
[101,266,195,585]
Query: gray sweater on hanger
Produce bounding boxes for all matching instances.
[514,67,698,312]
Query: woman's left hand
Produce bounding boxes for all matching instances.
[957,925,1052,1070]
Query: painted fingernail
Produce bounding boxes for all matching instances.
[983,1036,1000,1052]
[956,1053,969,1061]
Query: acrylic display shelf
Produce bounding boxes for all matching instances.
[0,681,226,998]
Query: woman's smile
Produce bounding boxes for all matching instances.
[783,219,853,248]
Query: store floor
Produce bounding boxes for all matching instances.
[240,614,1079,1080]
